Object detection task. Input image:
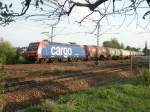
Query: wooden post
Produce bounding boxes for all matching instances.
[130,52,133,73]
[95,23,100,65]
[149,53,150,70]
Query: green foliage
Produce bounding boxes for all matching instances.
[143,42,150,55]
[16,55,27,64]
[0,2,14,26]
[41,100,60,112]
[103,38,123,49]
[120,43,124,49]
[25,100,75,112]
[0,38,16,64]
[126,46,140,51]
[144,49,150,56]
[25,81,150,112]
[15,48,28,64]
[25,105,42,112]
[103,38,140,51]
[0,65,7,109]
[137,68,150,86]
[0,38,28,64]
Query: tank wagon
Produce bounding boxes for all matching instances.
[107,48,122,59]
[83,45,109,60]
[25,41,144,63]
[120,49,130,59]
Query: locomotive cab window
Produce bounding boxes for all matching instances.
[27,43,39,51]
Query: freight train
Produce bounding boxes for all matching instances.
[24,41,144,63]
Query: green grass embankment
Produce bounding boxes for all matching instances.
[25,80,150,112]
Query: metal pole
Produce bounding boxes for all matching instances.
[96,23,100,65]
[51,26,54,43]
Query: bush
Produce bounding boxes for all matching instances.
[0,38,29,64]
[14,47,28,64]
[16,55,28,64]
[0,38,16,64]
[137,68,150,86]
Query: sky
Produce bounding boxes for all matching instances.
[0,0,150,49]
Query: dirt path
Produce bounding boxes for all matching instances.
[3,60,134,112]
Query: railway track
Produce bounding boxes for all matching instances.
[5,62,130,92]
[6,59,145,93]
[4,59,144,112]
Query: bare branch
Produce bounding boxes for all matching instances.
[1,0,150,28]
[67,0,108,15]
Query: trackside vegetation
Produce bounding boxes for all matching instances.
[25,79,150,112]
[0,38,16,64]
[0,65,7,111]
[0,38,28,64]
[0,38,150,111]
[137,68,150,86]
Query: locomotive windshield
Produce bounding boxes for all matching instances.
[27,43,39,51]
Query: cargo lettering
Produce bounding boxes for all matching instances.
[51,47,72,56]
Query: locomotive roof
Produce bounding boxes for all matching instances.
[30,41,81,46]
[47,42,81,46]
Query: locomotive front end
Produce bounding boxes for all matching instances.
[25,42,40,62]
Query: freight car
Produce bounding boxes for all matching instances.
[107,48,122,59]
[83,45,109,60]
[120,49,130,59]
[25,41,144,63]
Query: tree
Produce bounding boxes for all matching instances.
[143,41,150,55]
[0,38,16,64]
[103,38,122,48]
[120,43,124,49]
[125,45,140,51]
[0,2,14,26]
[1,0,150,26]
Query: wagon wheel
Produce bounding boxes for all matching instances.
[48,59,53,63]
[100,55,105,60]
[35,58,40,64]
[68,57,71,62]
[75,58,78,62]
[58,58,61,62]
[107,55,111,60]
[41,59,46,64]
[44,58,49,63]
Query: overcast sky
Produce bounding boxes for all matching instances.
[0,0,150,49]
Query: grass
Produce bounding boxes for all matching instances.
[137,68,150,86]
[0,64,7,110]
[25,80,150,112]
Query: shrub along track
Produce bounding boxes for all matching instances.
[3,60,142,112]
